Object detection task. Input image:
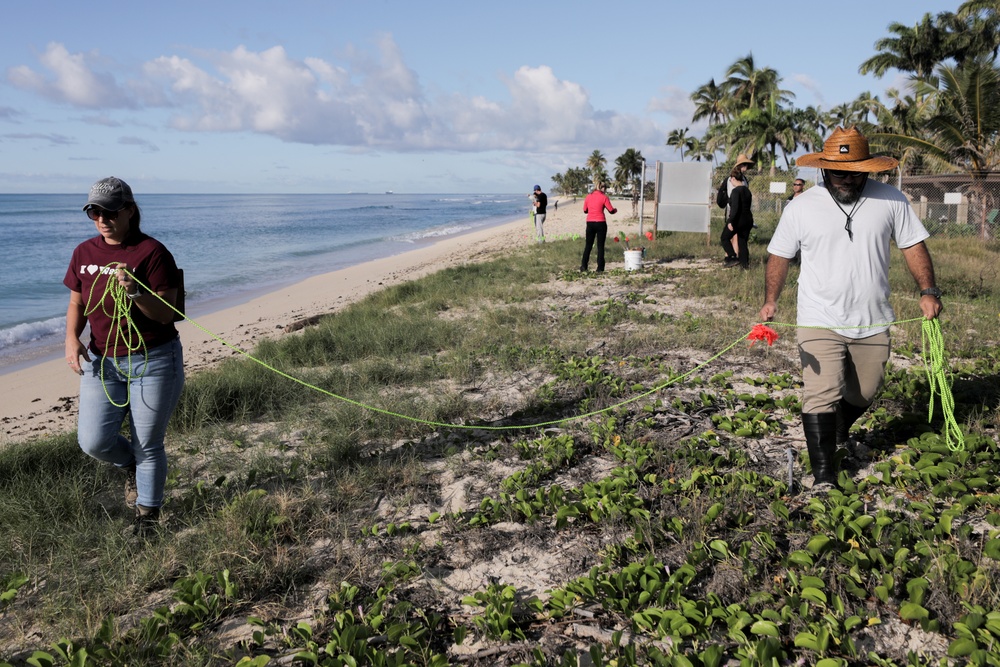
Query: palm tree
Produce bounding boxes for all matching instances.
[724,53,794,111]
[937,9,1000,64]
[953,2,1000,61]
[690,79,729,124]
[704,122,734,163]
[820,95,877,133]
[567,167,591,195]
[959,0,1000,12]
[877,60,1000,238]
[666,128,691,161]
[586,150,607,186]
[550,173,564,196]
[858,14,947,80]
[685,136,716,164]
[725,98,797,176]
[792,106,826,153]
[824,102,857,130]
[869,89,930,174]
[614,148,644,217]
[851,92,883,127]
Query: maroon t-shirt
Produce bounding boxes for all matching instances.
[64,233,180,357]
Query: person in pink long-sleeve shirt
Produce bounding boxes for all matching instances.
[580,183,617,271]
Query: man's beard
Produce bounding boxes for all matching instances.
[828,175,867,205]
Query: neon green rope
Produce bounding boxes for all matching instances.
[921,318,965,451]
[123,270,964,441]
[83,264,148,407]
[125,271,746,429]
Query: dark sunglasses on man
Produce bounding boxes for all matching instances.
[826,169,866,180]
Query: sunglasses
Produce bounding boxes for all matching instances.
[826,169,866,180]
[85,206,122,222]
[793,182,804,187]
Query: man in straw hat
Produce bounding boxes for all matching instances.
[757,126,943,491]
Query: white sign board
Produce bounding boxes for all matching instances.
[770,182,787,194]
[944,192,962,204]
[655,162,712,234]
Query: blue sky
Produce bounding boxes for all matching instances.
[1,0,955,194]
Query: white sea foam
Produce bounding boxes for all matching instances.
[391,224,475,243]
[0,317,65,350]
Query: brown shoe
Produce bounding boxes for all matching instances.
[128,505,161,538]
[123,465,138,509]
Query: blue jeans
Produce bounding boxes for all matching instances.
[78,337,184,508]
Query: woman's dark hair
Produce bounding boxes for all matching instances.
[729,166,745,180]
[127,204,142,234]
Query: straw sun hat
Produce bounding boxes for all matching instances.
[797,126,898,172]
[734,153,754,168]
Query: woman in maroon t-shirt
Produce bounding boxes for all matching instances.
[64,177,184,535]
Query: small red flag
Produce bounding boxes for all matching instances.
[747,324,779,347]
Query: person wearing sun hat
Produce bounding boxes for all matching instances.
[717,153,755,263]
[734,153,754,170]
[757,126,943,491]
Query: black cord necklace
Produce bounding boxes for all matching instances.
[828,177,873,243]
[831,196,863,241]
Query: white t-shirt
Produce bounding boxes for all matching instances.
[767,179,929,338]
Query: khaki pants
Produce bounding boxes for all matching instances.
[796,328,890,414]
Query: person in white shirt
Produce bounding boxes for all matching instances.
[758,126,943,491]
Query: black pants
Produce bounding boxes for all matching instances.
[720,223,751,268]
[581,222,607,271]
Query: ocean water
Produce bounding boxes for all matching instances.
[0,193,525,371]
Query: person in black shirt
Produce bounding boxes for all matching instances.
[532,185,547,242]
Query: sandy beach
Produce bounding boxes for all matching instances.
[1,195,646,443]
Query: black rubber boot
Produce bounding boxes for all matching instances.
[802,412,839,487]
[836,399,869,446]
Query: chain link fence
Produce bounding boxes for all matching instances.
[708,167,1000,240]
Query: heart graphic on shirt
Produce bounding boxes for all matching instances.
[87,265,99,275]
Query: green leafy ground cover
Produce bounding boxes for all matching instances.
[0,221,998,666]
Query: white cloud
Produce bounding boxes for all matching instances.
[647,85,697,130]
[791,73,824,107]
[118,136,160,153]
[7,43,131,108]
[3,132,76,146]
[7,38,664,154]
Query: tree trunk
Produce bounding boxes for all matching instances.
[973,175,992,241]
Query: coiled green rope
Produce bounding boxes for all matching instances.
[84,264,148,407]
[921,318,965,451]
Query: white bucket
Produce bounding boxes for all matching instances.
[624,249,643,271]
